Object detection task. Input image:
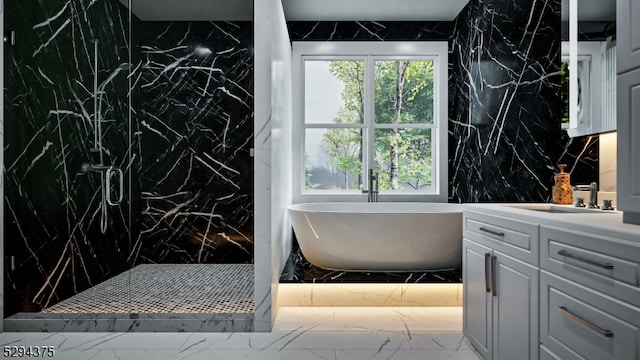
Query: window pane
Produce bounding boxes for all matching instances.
[374,128,432,191]
[305,60,364,124]
[374,60,434,124]
[305,128,363,190]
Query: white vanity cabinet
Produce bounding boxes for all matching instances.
[617,67,640,224]
[463,205,640,360]
[616,0,640,74]
[617,0,640,224]
[539,226,640,360]
[462,211,539,360]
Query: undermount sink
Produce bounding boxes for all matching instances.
[505,204,616,214]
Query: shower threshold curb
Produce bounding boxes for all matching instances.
[4,313,254,332]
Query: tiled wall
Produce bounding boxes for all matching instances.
[287,21,453,41]
[289,4,599,203]
[4,0,132,316]
[132,21,254,265]
[3,0,255,316]
[449,0,596,202]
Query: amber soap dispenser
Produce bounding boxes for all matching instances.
[552,164,573,205]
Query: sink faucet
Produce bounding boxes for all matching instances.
[362,169,379,202]
[573,182,598,208]
[588,182,599,208]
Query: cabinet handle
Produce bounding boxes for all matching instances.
[484,253,491,293]
[479,227,505,237]
[491,255,497,297]
[557,250,614,270]
[557,306,614,338]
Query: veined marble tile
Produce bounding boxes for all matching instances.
[4,0,255,318]
[401,284,462,306]
[279,284,462,307]
[279,284,403,307]
[135,20,254,265]
[281,246,462,284]
[9,347,482,360]
[402,332,473,350]
[273,307,463,332]
[336,349,483,360]
[0,307,475,360]
[448,0,599,203]
[287,21,452,42]
[4,0,133,317]
[4,313,253,333]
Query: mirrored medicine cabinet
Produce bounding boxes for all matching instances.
[561,40,617,137]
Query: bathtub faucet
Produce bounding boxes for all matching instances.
[362,169,379,202]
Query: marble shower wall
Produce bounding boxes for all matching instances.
[4,1,255,316]
[132,21,254,265]
[450,0,598,202]
[4,0,132,315]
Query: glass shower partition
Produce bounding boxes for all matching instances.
[127,1,255,329]
[3,0,135,329]
[3,0,255,332]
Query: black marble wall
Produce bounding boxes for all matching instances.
[287,21,453,41]
[4,1,254,316]
[289,15,598,203]
[4,0,132,315]
[450,0,598,202]
[131,21,254,264]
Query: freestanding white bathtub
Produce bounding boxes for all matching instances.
[288,202,463,271]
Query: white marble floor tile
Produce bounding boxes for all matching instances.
[0,307,478,360]
[60,332,197,350]
[337,349,484,360]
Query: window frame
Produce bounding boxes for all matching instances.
[292,41,448,203]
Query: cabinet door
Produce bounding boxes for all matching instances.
[617,0,640,74]
[493,252,539,360]
[617,67,640,222]
[463,238,492,359]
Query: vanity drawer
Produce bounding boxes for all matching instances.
[541,272,640,360]
[463,211,539,264]
[541,226,640,307]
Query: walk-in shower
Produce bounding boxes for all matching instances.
[3,0,255,332]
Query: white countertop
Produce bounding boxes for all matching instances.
[463,203,640,244]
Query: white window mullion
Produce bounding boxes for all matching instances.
[373,124,438,129]
[364,55,376,185]
[304,123,367,129]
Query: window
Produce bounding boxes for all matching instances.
[293,42,448,202]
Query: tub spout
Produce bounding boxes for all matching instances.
[366,169,379,202]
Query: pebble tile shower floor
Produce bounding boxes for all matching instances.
[42,264,254,314]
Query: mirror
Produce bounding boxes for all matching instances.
[561,41,616,137]
[562,0,616,137]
